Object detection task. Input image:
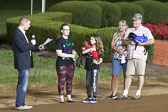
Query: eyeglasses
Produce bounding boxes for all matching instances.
[63,29,70,31]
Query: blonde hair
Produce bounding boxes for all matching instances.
[118,20,128,31]
[90,34,104,53]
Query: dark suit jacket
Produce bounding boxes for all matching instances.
[12,28,39,70]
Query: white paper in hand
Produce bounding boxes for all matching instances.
[39,38,53,48]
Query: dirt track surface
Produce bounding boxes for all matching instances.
[0,76,168,112]
[0,94,168,112]
[0,40,168,112]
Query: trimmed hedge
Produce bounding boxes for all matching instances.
[6,12,119,62]
[6,12,154,62]
[96,27,116,62]
[115,2,144,26]
[6,12,73,47]
[48,1,102,28]
[30,12,73,24]
[91,1,121,27]
[148,44,155,63]
[1,0,167,10]
[133,1,168,25]
[166,3,168,23]
[105,0,154,2]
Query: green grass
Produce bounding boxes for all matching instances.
[0,50,114,85]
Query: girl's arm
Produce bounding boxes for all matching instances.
[82,47,96,54]
[93,58,103,65]
[56,50,75,58]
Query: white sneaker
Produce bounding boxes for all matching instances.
[16,105,33,110]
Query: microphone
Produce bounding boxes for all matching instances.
[32,35,35,39]
[31,35,36,45]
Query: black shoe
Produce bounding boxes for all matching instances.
[59,101,65,103]
[107,95,118,100]
[67,99,75,103]
[132,95,141,100]
[116,95,129,100]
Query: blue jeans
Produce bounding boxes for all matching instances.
[15,69,30,107]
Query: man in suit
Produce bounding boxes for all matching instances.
[12,17,43,110]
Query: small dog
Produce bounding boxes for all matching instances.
[81,41,100,62]
[128,32,150,55]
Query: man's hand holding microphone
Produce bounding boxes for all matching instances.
[31,35,36,45]
[31,35,44,50]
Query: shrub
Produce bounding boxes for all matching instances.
[6,12,155,62]
[133,1,168,25]
[143,24,168,40]
[6,12,73,46]
[147,43,155,63]
[115,2,144,27]
[96,27,117,62]
[6,12,118,62]
[48,1,102,28]
[30,12,73,23]
[91,1,121,27]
